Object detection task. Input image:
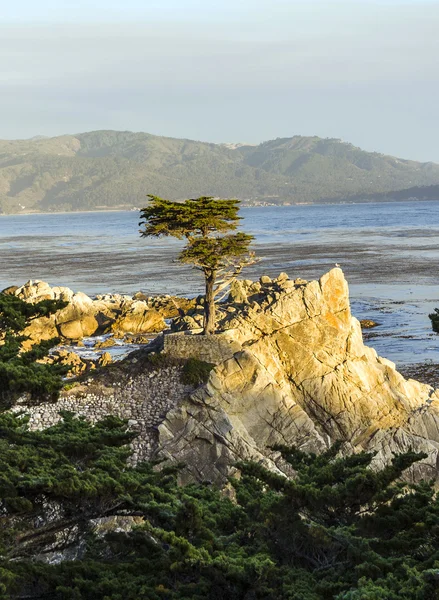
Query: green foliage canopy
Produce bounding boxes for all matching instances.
[429,308,439,333]
[2,417,439,600]
[0,293,67,405]
[140,195,255,334]
[139,195,243,239]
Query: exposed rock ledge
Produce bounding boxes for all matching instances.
[12,269,439,484]
[4,280,196,346]
[156,268,439,482]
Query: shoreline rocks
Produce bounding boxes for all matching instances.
[6,280,197,346]
[360,319,380,329]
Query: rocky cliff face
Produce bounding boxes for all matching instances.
[10,269,439,484]
[157,269,439,482]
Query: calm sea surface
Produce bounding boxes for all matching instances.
[1,201,438,366]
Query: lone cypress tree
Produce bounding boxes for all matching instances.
[139,196,255,334]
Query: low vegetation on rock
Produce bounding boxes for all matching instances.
[181,357,214,386]
[0,292,67,407]
[429,308,439,333]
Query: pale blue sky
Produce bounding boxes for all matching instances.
[3,0,438,22]
[1,0,438,161]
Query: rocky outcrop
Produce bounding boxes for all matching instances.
[11,269,439,484]
[156,269,439,482]
[109,305,165,335]
[360,319,379,329]
[44,349,90,378]
[8,280,196,345]
[430,308,439,333]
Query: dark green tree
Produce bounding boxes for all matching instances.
[0,293,67,407]
[3,425,439,600]
[139,195,256,334]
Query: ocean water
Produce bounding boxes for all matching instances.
[1,201,438,366]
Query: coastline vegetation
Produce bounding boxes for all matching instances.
[0,293,67,408]
[0,303,438,598]
[1,218,439,598]
[1,415,439,599]
[181,357,214,385]
[429,309,439,333]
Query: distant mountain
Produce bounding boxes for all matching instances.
[1,130,439,213]
[344,184,439,203]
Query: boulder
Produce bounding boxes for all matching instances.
[259,275,272,285]
[14,280,74,303]
[229,280,249,304]
[58,320,84,340]
[94,337,116,349]
[360,319,379,329]
[11,280,169,343]
[1,285,18,295]
[276,272,289,283]
[111,305,166,334]
[45,349,88,378]
[171,314,203,332]
[98,352,112,367]
[23,319,58,347]
[56,311,99,339]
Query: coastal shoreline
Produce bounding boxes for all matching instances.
[1,197,439,217]
[1,202,437,367]
[399,362,439,389]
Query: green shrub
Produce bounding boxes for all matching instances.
[429,308,439,333]
[181,357,214,386]
[63,381,80,391]
[146,352,170,368]
[0,293,68,407]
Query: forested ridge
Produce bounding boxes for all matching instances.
[1,130,439,213]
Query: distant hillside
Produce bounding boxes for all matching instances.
[1,130,439,213]
[344,184,439,203]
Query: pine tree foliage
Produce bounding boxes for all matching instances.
[139,195,243,239]
[0,293,68,405]
[140,195,256,334]
[2,422,439,600]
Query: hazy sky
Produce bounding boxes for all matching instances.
[1,0,438,161]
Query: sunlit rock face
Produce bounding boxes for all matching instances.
[9,280,175,344]
[157,269,439,483]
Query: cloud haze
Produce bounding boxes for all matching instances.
[1,1,438,161]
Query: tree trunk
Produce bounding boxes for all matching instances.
[203,270,216,335]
